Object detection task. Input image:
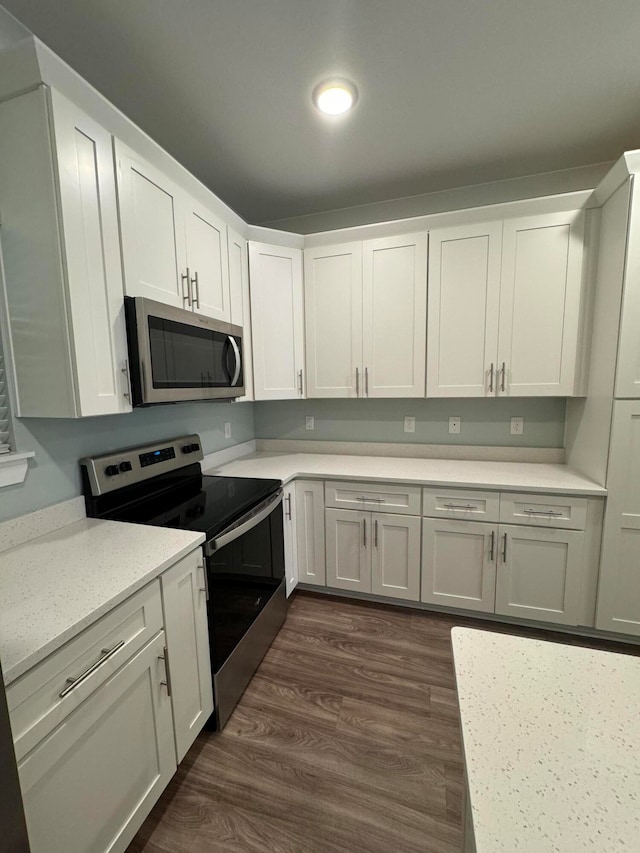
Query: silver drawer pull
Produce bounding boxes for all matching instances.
[59,640,125,698]
[158,646,173,697]
[443,503,478,510]
[357,496,385,502]
[523,509,564,516]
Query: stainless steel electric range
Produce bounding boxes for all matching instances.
[81,434,286,730]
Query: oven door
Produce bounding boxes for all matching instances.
[205,490,285,673]
[125,296,244,405]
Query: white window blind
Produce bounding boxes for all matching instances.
[0,337,12,453]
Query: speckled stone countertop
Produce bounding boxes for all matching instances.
[207,452,606,496]
[452,628,640,852]
[0,518,204,685]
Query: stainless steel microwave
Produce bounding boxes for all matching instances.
[124,297,244,406]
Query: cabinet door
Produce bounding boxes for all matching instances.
[362,232,428,397]
[495,524,583,625]
[228,227,254,401]
[325,508,371,593]
[50,89,132,416]
[115,140,187,308]
[283,485,299,597]
[304,242,363,397]
[372,513,421,601]
[249,242,305,400]
[18,633,175,853]
[184,198,230,321]
[596,401,640,635]
[497,211,585,396]
[615,181,640,398]
[426,222,502,397]
[421,518,497,613]
[295,480,326,586]
[160,550,214,763]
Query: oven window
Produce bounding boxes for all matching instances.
[148,316,241,389]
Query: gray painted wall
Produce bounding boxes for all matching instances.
[254,398,566,448]
[1,402,255,522]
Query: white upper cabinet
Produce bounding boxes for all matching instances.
[0,86,131,418]
[183,197,231,321]
[363,233,428,397]
[116,139,187,309]
[228,227,254,401]
[249,242,305,400]
[304,242,363,398]
[615,180,640,399]
[497,211,586,396]
[427,222,502,397]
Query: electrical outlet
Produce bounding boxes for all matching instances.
[224,422,232,439]
[449,416,461,435]
[306,416,315,430]
[511,416,524,435]
[404,416,415,433]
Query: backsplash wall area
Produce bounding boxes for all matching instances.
[1,402,255,523]
[254,398,566,448]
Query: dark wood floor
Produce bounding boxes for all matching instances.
[128,592,640,853]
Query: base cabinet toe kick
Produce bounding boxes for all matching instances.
[288,479,606,633]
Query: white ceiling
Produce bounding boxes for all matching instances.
[3,0,640,224]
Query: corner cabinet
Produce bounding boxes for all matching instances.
[0,86,131,417]
[249,242,305,400]
[427,210,587,398]
[304,233,427,399]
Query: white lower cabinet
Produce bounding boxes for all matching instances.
[18,632,176,853]
[295,481,326,586]
[421,518,497,613]
[160,550,214,763]
[495,525,584,626]
[283,485,299,596]
[325,507,420,599]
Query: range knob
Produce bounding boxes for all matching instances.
[119,460,133,473]
[182,443,200,454]
[104,465,119,477]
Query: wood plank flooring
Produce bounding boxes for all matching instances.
[128,592,640,853]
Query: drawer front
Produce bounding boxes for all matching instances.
[499,493,587,530]
[422,487,500,522]
[324,480,421,516]
[8,579,163,761]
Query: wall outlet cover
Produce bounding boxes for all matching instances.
[511,416,525,435]
[449,416,461,435]
[306,416,315,430]
[404,416,416,433]
[224,422,232,439]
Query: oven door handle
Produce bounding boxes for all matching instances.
[205,489,283,555]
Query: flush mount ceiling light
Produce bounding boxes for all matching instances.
[313,79,358,116]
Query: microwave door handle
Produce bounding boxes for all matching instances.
[228,336,241,387]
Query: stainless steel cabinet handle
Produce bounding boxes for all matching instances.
[59,640,125,698]
[285,492,292,520]
[374,519,379,548]
[181,267,192,307]
[523,508,563,516]
[365,366,369,397]
[488,363,494,393]
[500,362,506,392]
[489,530,495,562]
[357,496,384,503]
[443,503,478,510]
[158,646,172,697]
[191,270,200,309]
[356,367,360,396]
[121,360,131,400]
[501,533,508,562]
[298,369,304,396]
[363,517,367,548]
[199,559,210,601]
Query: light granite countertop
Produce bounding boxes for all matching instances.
[452,628,640,852]
[207,451,606,496]
[0,518,204,685]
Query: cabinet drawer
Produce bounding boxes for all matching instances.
[499,493,587,530]
[324,481,421,515]
[422,487,500,522]
[7,580,163,762]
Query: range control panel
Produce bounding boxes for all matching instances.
[81,434,204,496]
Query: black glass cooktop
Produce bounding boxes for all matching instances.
[103,474,281,541]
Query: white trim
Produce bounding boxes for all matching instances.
[201,440,256,471]
[0,451,34,488]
